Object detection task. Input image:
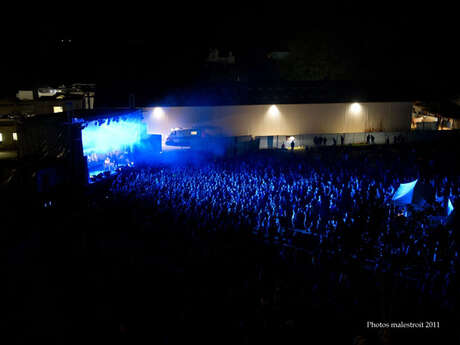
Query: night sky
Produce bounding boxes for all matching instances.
[1,3,458,95]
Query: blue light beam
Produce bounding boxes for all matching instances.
[392,179,418,205]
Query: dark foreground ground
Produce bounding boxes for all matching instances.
[4,206,457,345]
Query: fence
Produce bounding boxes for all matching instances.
[257,130,460,149]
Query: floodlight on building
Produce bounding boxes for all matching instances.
[268,105,280,117]
[288,136,295,142]
[13,132,18,141]
[153,107,164,119]
[350,102,362,115]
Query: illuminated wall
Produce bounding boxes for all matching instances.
[143,102,412,145]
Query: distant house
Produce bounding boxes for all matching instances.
[206,49,236,64]
[1,83,95,117]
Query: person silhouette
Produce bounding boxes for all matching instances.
[290,140,295,150]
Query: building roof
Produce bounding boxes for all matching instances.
[416,101,460,119]
[96,80,460,108]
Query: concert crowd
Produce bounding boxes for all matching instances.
[107,145,459,309]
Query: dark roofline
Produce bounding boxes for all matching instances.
[94,79,460,108]
[16,108,141,125]
[71,108,142,122]
[97,80,439,108]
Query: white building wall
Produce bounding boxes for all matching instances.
[143,102,412,145]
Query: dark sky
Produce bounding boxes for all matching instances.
[1,3,459,94]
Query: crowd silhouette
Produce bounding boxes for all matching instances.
[108,147,459,305]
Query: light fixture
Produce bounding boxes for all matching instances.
[153,107,164,119]
[350,102,362,115]
[268,105,280,117]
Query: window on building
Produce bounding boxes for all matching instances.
[53,106,64,113]
[13,132,18,141]
[0,133,3,143]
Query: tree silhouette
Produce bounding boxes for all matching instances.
[278,30,361,81]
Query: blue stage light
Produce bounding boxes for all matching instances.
[79,111,162,181]
[448,199,454,216]
[392,179,417,205]
[82,115,145,155]
[81,112,149,180]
